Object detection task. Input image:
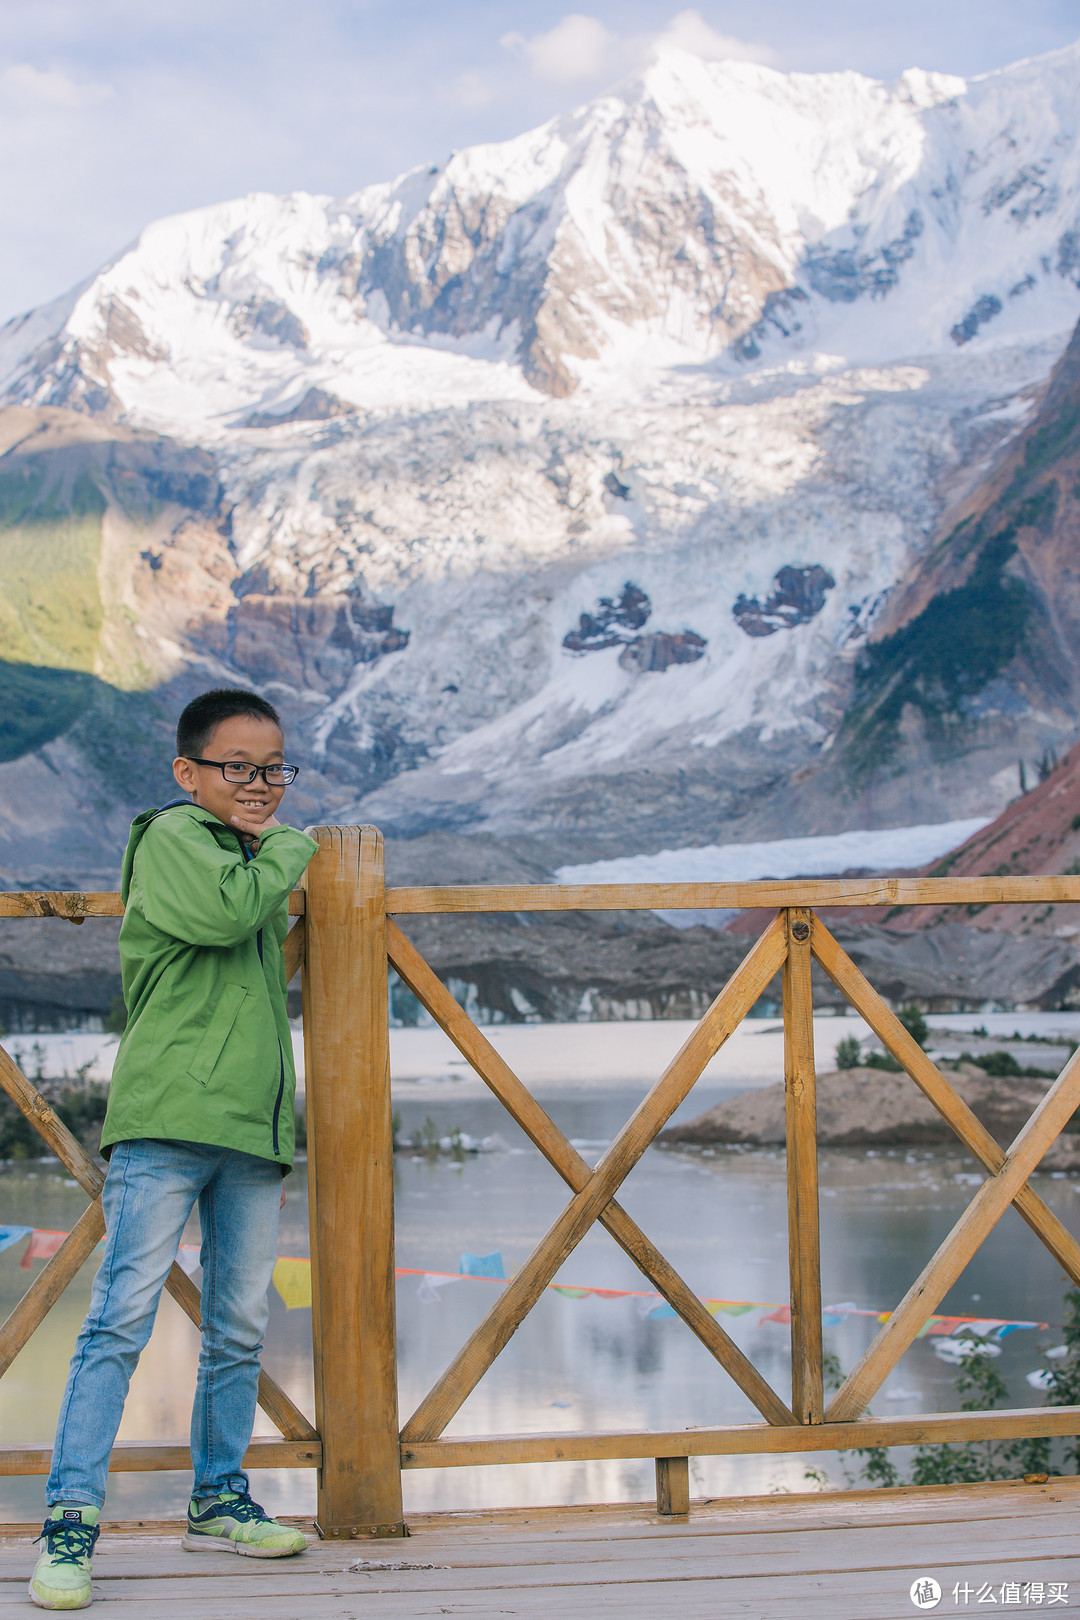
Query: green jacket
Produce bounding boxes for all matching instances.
[101,802,317,1168]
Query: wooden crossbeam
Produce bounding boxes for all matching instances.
[783,909,823,1423]
[386,876,1080,914]
[827,1041,1080,1421]
[0,1044,317,1445]
[387,919,794,1427]
[0,1438,321,1475]
[0,892,306,917]
[400,917,788,1443]
[400,1405,1080,1468]
[811,917,1080,1288]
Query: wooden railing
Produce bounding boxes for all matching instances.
[2,830,1080,1537]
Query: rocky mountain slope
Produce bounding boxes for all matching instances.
[2,46,1080,889]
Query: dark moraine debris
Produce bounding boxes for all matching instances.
[618,631,706,673]
[733,564,835,637]
[563,581,707,669]
[563,582,651,652]
[658,1065,1080,1168]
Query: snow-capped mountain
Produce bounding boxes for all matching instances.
[2,44,1080,875]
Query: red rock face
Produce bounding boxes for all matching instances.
[229,594,409,694]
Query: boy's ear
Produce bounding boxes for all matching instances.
[173,756,197,795]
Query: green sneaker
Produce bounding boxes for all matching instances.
[182,1490,307,1558]
[29,1506,99,1610]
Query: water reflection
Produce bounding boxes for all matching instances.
[1,1087,1076,1521]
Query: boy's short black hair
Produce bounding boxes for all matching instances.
[176,689,283,758]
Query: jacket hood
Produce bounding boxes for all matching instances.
[119,801,214,903]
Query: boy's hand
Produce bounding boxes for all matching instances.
[230,810,281,848]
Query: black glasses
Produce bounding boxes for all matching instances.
[188,758,300,786]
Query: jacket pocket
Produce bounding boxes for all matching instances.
[187,982,250,1086]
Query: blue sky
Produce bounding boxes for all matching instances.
[1,1,1078,323]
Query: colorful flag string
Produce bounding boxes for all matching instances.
[4,1225,1049,1337]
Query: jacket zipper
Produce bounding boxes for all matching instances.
[240,831,279,1154]
[272,1039,285,1158]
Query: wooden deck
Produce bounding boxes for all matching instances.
[2,1478,1079,1616]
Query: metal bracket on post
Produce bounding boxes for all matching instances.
[303,826,405,1538]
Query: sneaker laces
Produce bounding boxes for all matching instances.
[197,1490,269,1524]
[34,1520,99,1565]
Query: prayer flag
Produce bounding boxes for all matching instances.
[460,1251,505,1279]
[272,1257,312,1310]
[417,1274,465,1303]
[0,1225,32,1254]
[20,1230,66,1270]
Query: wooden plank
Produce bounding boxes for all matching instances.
[400,918,789,1444]
[827,1041,1080,1422]
[0,1200,105,1379]
[783,908,823,1425]
[0,1439,320,1475]
[3,1508,1071,1574]
[811,916,1080,1286]
[0,892,305,917]
[10,1521,1080,1590]
[400,1403,1080,1467]
[387,920,794,1427]
[3,876,1078,918]
[0,891,122,919]
[8,1568,1078,1620]
[385,875,1080,913]
[655,1456,690,1516]
[302,827,403,1538]
[282,915,305,984]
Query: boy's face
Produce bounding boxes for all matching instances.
[173,715,288,832]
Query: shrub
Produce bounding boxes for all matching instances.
[835,1036,863,1070]
[898,1004,928,1047]
[864,1050,903,1072]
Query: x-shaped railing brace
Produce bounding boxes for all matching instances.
[391,910,1080,1442]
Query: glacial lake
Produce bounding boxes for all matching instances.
[1,1081,1078,1524]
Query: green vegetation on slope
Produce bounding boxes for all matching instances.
[0,460,106,671]
[0,661,97,763]
[842,523,1033,775]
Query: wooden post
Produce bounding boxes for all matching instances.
[655,1456,690,1516]
[302,826,404,1538]
[783,907,824,1424]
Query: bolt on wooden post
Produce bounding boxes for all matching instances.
[302,826,404,1537]
[783,907,824,1424]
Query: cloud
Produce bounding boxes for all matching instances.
[2,63,114,108]
[501,14,617,87]
[654,10,776,65]
[501,9,773,89]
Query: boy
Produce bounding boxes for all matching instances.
[31,688,318,1611]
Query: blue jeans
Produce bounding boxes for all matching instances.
[47,1139,282,1509]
